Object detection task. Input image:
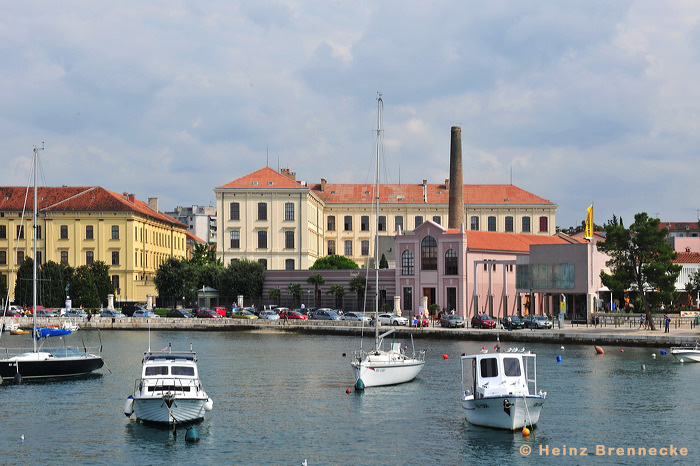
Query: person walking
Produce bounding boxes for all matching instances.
[638,314,645,329]
[664,314,671,333]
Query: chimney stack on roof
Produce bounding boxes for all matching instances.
[148,197,159,212]
[320,178,327,192]
[280,167,296,181]
[445,178,450,191]
[448,126,465,229]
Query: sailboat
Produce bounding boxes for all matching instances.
[351,95,425,389]
[0,146,104,382]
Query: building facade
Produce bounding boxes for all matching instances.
[165,204,217,244]
[215,167,558,269]
[0,187,188,305]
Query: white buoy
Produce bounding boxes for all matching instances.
[652,354,656,359]
[560,346,565,350]
[20,434,24,441]
[641,364,646,370]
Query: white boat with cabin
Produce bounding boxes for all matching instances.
[670,343,700,363]
[124,347,213,424]
[460,348,546,430]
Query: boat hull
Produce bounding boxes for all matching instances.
[132,397,213,424]
[462,395,545,430]
[352,359,425,388]
[671,349,700,363]
[0,355,104,380]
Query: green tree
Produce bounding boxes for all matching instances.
[597,212,681,330]
[349,275,368,312]
[220,260,264,303]
[379,253,389,269]
[197,262,224,291]
[38,260,74,308]
[72,265,100,308]
[88,261,113,306]
[327,284,345,310]
[268,288,281,306]
[190,243,218,266]
[0,273,7,307]
[287,283,303,308]
[306,273,325,308]
[155,257,198,307]
[310,254,359,270]
[13,257,34,307]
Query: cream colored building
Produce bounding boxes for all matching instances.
[215,167,557,270]
[0,187,188,304]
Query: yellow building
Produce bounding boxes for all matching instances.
[215,167,557,269]
[0,187,187,304]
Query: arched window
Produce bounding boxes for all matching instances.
[401,250,414,275]
[421,236,437,270]
[445,249,458,275]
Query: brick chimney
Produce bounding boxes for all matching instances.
[448,126,465,229]
[280,168,296,181]
[445,178,450,191]
[320,178,327,192]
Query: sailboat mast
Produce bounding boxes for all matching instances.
[32,146,39,353]
[374,95,382,346]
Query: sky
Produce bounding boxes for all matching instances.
[2,1,700,229]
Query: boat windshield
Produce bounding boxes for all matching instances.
[172,366,195,376]
[503,357,522,377]
[480,358,499,378]
[145,366,168,376]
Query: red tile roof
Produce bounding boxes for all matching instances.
[218,167,304,189]
[673,252,700,264]
[185,230,206,243]
[660,222,700,232]
[465,231,572,253]
[0,186,183,226]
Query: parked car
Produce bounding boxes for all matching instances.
[500,315,525,330]
[100,309,125,318]
[279,310,308,320]
[522,315,553,329]
[35,309,57,317]
[413,315,430,327]
[471,314,497,329]
[312,309,342,320]
[259,310,280,320]
[343,312,371,323]
[213,306,228,317]
[378,313,408,326]
[231,309,258,320]
[195,308,222,319]
[440,314,465,328]
[66,309,88,318]
[121,304,147,317]
[5,306,23,317]
[226,307,241,317]
[166,309,193,318]
[274,307,290,315]
[133,310,160,319]
[25,305,52,315]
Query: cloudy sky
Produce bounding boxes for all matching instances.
[2,1,700,229]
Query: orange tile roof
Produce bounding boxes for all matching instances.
[465,231,572,253]
[660,222,700,232]
[673,252,700,264]
[185,230,206,243]
[0,186,183,226]
[218,167,304,189]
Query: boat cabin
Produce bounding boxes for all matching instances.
[461,351,537,399]
[141,352,199,379]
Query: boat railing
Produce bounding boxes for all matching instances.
[134,376,201,396]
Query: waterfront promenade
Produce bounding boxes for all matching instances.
[5,315,699,348]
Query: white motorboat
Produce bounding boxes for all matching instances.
[460,348,546,430]
[124,346,213,424]
[670,343,700,363]
[351,95,425,389]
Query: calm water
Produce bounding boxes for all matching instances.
[0,329,697,465]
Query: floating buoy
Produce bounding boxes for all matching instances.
[620,349,625,353]
[594,346,605,355]
[660,350,667,355]
[346,388,351,394]
[442,354,449,360]
[342,353,346,357]
[20,434,24,441]
[556,355,562,362]
[641,364,646,371]
[13,373,23,385]
[652,354,657,358]
[185,426,200,443]
[522,427,530,436]
[560,346,565,350]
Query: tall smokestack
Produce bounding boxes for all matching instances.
[448,126,465,229]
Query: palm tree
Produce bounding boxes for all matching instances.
[306,273,326,308]
[268,288,281,307]
[349,275,368,312]
[328,284,345,310]
[287,283,303,308]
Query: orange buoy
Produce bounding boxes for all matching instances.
[522,427,530,436]
[595,346,605,354]
[346,388,352,394]
[620,349,625,353]
[442,354,449,360]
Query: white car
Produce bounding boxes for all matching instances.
[259,310,280,320]
[377,313,408,326]
[344,312,371,323]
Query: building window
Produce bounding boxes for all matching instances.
[230,231,240,249]
[395,216,403,232]
[421,235,437,270]
[470,216,479,231]
[327,216,336,231]
[522,216,531,233]
[361,216,369,231]
[17,250,25,264]
[112,225,120,240]
[378,216,386,231]
[285,202,294,221]
[258,259,267,270]
[111,275,119,293]
[258,230,267,249]
[344,216,352,231]
[432,216,441,225]
[415,216,423,228]
[111,251,120,265]
[86,225,94,240]
[488,216,497,232]
[505,216,514,232]
[258,202,267,221]
[17,225,24,240]
[285,231,295,249]
[328,240,336,255]
[539,216,548,232]
[0,225,5,239]
[36,225,41,240]
[403,287,413,311]
[230,202,240,220]
[60,225,68,239]
[61,250,68,264]
[361,240,370,256]
[0,250,6,265]
[401,250,414,275]
[445,249,458,275]
[36,251,42,265]
[285,259,295,270]
[344,240,353,256]
[86,250,94,265]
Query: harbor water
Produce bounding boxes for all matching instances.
[0,329,697,464]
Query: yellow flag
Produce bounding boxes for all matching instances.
[585,205,593,238]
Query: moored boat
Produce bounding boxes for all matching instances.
[670,343,700,363]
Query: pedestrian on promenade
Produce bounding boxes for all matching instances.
[638,314,644,329]
[664,314,671,333]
